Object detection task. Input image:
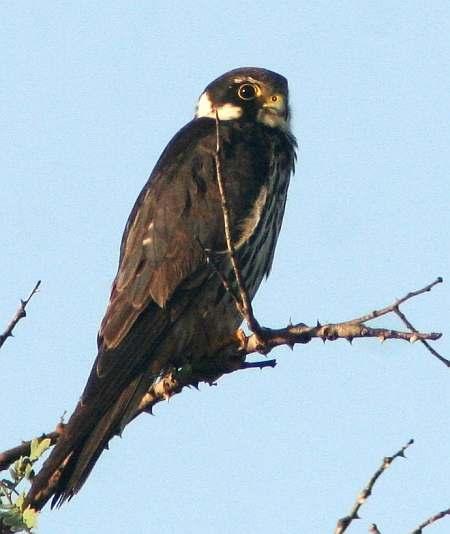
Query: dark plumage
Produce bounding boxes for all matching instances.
[27,67,297,509]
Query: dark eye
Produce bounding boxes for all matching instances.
[238,83,257,100]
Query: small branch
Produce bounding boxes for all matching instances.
[214,112,262,337]
[0,429,62,472]
[335,439,414,534]
[411,507,450,533]
[0,353,268,472]
[344,277,448,367]
[346,277,443,326]
[240,359,277,370]
[393,307,449,367]
[0,281,41,350]
[238,278,445,365]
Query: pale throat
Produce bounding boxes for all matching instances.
[195,91,289,130]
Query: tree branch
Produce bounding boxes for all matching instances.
[0,430,62,472]
[411,507,450,533]
[335,439,414,534]
[0,281,41,350]
[0,272,443,473]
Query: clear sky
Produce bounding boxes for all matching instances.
[1,2,449,533]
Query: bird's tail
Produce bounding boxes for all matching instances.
[27,375,145,511]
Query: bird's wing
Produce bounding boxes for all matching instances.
[96,118,227,374]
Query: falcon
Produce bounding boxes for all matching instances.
[28,67,297,509]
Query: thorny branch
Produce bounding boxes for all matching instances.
[0,281,41,350]
[213,113,445,365]
[335,439,414,534]
[0,277,444,473]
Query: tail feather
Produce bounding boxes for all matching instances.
[27,375,148,510]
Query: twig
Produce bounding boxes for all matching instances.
[346,277,443,326]
[0,430,62,472]
[393,306,449,367]
[213,111,262,337]
[239,278,445,364]
[411,507,450,533]
[0,281,41,350]
[344,277,448,367]
[335,439,414,534]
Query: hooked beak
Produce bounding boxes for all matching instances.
[258,93,289,129]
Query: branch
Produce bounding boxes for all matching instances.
[212,113,445,364]
[0,430,62,472]
[0,276,442,470]
[411,508,450,533]
[0,281,41,350]
[335,439,414,534]
[239,277,445,365]
[0,354,268,472]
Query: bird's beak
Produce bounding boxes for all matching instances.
[262,93,286,116]
[258,93,289,128]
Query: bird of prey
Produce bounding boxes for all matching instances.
[27,67,297,510]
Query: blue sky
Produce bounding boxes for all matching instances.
[1,2,449,533]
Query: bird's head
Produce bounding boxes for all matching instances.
[195,67,291,130]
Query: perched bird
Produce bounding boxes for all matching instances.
[27,67,297,509]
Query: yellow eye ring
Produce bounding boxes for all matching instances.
[238,83,258,101]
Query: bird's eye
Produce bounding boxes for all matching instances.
[238,83,258,101]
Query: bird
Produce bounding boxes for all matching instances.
[27,67,297,510]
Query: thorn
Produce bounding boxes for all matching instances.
[316,319,322,328]
[378,335,385,343]
[321,336,326,344]
[287,341,294,351]
[346,336,353,345]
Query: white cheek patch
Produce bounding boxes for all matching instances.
[195,92,242,120]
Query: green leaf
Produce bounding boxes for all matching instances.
[0,508,25,530]
[29,438,51,462]
[14,494,25,510]
[23,505,38,529]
